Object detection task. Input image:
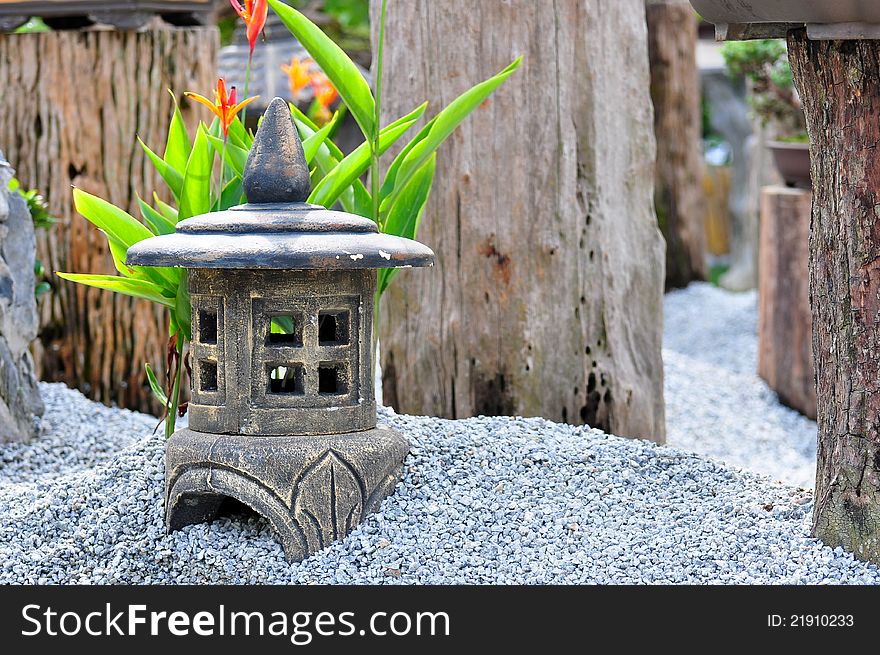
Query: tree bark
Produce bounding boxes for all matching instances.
[788,30,880,561]
[646,0,707,289]
[757,185,815,420]
[0,28,217,415]
[374,0,666,442]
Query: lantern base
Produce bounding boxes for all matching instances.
[164,427,409,562]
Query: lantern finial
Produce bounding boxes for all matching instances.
[242,97,311,204]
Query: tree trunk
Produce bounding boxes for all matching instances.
[375,0,666,442]
[757,185,815,420]
[788,30,880,562]
[646,0,707,289]
[0,28,217,415]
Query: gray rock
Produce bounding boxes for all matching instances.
[0,152,43,442]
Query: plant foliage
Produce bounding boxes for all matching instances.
[58,0,520,434]
[720,39,805,138]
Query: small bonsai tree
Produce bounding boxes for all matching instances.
[721,39,807,141]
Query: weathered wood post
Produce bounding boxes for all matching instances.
[692,0,880,561]
[0,24,217,414]
[374,0,667,442]
[646,0,707,289]
[757,186,815,419]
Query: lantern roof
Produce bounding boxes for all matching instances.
[126,98,435,271]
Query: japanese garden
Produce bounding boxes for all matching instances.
[1,0,880,588]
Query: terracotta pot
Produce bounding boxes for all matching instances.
[690,0,880,39]
[768,141,811,189]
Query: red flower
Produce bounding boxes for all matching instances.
[230,0,268,55]
[185,79,258,137]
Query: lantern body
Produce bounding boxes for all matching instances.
[189,268,376,436]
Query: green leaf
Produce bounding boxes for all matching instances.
[293,113,371,216]
[347,182,373,218]
[73,189,153,249]
[381,153,436,239]
[139,138,183,201]
[377,266,396,297]
[393,57,522,200]
[271,316,296,334]
[35,281,51,298]
[385,102,429,133]
[308,117,419,209]
[378,154,436,295]
[164,92,192,174]
[215,177,244,211]
[175,274,192,341]
[302,113,341,164]
[108,233,180,291]
[206,135,249,179]
[107,236,137,278]
[380,116,436,200]
[179,124,214,220]
[153,194,179,223]
[56,273,175,308]
[290,103,320,133]
[145,362,168,407]
[225,114,253,150]
[293,114,339,174]
[137,195,176,235]
[269,0,375,139]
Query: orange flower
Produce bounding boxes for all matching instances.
[282,56,312,99]
[313,105,332,126]
[230,0,268,55]
[310,74,339,108]
[185,79,258,137]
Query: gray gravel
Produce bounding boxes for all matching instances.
[664,282,759,375]
[1,381,878,584]
[663,283,818,488]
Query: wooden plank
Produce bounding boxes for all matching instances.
[757,185,815,420]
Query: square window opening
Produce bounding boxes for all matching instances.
[268,364,304,395]
[199,310,218,344]
[200,360,218,392]
[318,363,348,395]
[318,310,350,346]
[268,313,303,346]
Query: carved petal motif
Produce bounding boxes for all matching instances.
[293,450,364,552]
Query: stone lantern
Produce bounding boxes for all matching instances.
[126,98,434,561]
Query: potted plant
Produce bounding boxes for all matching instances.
[721,39,810,188]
